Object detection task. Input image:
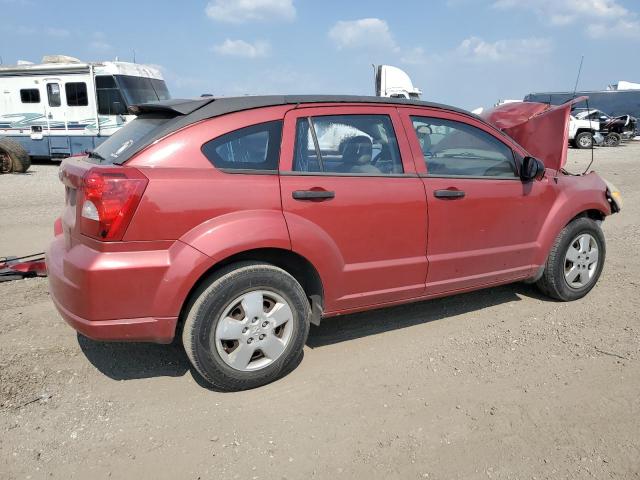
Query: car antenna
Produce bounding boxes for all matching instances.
[572,55,584,96]
[571,56,595,175]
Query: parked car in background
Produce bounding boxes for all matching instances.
[573,108,637,146]
[47,95,621,391]
[568,114,604,149]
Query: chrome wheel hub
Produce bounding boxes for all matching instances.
[578,135,592,148]
[564,233,599,289]
[213,290,294,371]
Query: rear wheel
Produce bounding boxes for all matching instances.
[0,138,30,173]
[536,217,605,301]
[574,132,593,149]
[604,132,621,147]
[182,262,310,391]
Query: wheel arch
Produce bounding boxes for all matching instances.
[534,198,609,267]
[177,247,325,338]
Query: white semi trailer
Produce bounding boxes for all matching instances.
[0,55,170,172]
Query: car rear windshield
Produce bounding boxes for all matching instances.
[89,115,171,164]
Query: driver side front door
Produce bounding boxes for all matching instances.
[401,108,557,295]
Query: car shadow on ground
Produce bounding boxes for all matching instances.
[77,282,547,385]
[307,282,547,348]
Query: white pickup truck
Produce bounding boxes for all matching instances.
[568,115,604,149]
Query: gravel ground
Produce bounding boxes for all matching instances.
[1,146,639,480]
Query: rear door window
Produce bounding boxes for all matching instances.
[201,121,283,172]
[411,116,517,178]
[293,114,403,174]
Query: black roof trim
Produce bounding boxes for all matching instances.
[114,95,480,165]
[131,94,473,121]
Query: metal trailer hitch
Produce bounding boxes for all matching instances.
[0,253,47,282]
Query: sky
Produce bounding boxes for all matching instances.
[1,0,639,109]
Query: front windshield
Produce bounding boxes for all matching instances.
[115,75,171,106]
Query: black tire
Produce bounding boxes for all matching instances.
[182,262,310,391]
[574,132,593,149]
[0,138,30,173]
[604,132,621,147]
[536,217,606,301]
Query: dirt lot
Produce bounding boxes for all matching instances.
[1,144,639,479]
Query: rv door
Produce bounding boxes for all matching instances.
[44,79,63,136]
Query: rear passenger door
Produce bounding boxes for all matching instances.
[279,106,428,313]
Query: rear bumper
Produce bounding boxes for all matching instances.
[52,294,177,343]
[46,234,211,343]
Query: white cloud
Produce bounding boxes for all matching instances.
[212,39,271,58]
[205,0,295,23]
[587,18,640,39]
[400,47,430,65]
[457,36,552,62]
[493,0,639,36]
[328,18,398,51]
[89,32,113,53]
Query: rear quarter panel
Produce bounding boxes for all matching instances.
[124,106,291,243]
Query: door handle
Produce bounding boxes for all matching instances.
[292,190,335,200]
[434,189,465,199]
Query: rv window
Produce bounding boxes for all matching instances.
[20,89,40,104]
[96,75,127,115]
[66,82,88,107]
[47,83,61,107]
[116,75,171,105]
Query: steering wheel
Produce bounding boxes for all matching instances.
[372,144,390,165]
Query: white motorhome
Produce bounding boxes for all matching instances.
[0,55,170,160]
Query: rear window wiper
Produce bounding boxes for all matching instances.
[87,150,106,162]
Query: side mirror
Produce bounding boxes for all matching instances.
[520,156,545,181]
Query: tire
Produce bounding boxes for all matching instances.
[0,138,30,173]
[604,132,621,147]
[574,132,593,149]
[182,262,311,391]
[536,217,606,301]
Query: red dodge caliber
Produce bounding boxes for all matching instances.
[47,95,621,390]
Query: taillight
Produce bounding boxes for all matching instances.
[79,167,148,241]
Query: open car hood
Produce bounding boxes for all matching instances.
[480,97,587,171]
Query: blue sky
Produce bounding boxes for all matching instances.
[1,0,639,109]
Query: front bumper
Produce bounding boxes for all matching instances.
[46,234,210,343]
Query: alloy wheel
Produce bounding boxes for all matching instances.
[563,233,599,289]
[213,290,294,371]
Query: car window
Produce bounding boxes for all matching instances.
[411,116,516,178]
[293,114,403,174]
[201,120,283,171]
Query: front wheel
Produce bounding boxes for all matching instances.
[182,262,310,391]
[536,217,606,301]
[574,132,593,149]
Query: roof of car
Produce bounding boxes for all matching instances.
[110,95,483,165]
[129,95,474,120]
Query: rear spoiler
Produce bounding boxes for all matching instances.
[481,97,588,171]
[128,97,215,116]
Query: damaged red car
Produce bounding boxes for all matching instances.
[47,95,622,390]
